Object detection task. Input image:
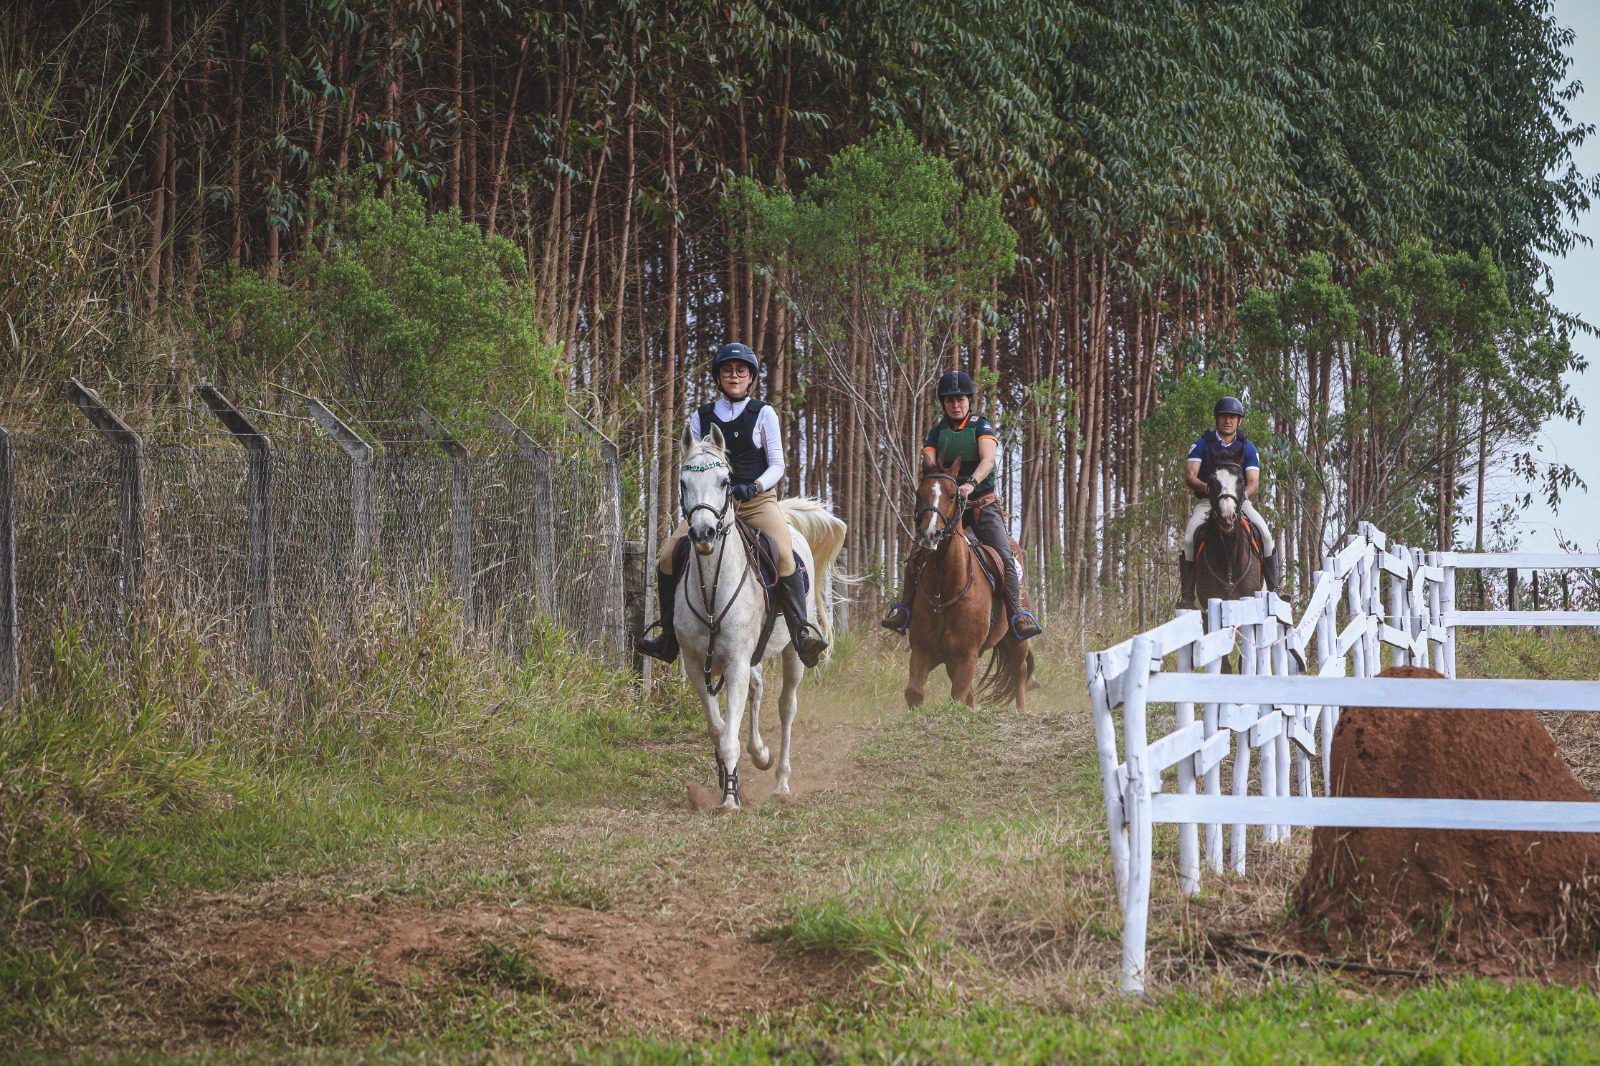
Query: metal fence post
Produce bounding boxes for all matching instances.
[565,404,626,658]
[491,411,558,622]
[198,384,275,681]
[415,408,473,630]
[0,427,17,713]
[63,378,145,618]
[624,540,645,676]
[307,397,375,573]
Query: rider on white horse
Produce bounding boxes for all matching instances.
[636,341,829,669]
[1178,395,1278,607]
[880,370,1043,642]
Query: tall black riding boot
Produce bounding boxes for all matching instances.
[1178,555,1196,610]
[777,571,829,668]
[635,568,681,663]
[1003,563,1042,640]
[1262,550,1280,592]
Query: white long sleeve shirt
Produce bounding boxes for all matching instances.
[686,396,786,492]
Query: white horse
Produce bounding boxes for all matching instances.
[674,422,847,811]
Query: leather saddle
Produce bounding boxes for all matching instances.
[672,520,809,664]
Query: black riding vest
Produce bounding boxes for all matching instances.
[698,398,770,486]
[1194,430,1250,497]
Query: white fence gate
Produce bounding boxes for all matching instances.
[1088,523,1600,993]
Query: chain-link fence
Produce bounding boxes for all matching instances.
[0,388,626,708]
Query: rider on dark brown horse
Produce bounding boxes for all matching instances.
[1177,395,1279,608]
[635,342,830,668]
[880,371,1043,642]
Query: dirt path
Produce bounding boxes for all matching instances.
[106,661,921,1045]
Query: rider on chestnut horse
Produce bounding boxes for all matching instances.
[635,341,830,668]
[1177,395,1278,608]
[880,370,1043,642]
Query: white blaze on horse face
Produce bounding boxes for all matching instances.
[922,479,945,544]
[1214,467,1240,526]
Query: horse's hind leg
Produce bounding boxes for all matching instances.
[905,644,936,708]
[747,664,773,771]
[773,647,802,797]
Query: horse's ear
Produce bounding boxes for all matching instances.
[945,455,961,478]
[704,422,725,452]
[680,421,695,456]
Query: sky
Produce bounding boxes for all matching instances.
[1509,0,1600,552]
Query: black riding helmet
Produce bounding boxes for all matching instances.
[1213,395,1245,418]
[712,342,759,376]
[937,370,975,399]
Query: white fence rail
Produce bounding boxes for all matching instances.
[1088,523,1600,993]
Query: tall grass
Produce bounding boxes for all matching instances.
[0,595,697,1043]
[1,35,146,403]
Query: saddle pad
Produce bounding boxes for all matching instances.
[1196,523,1262,559]
[749,526,808,592]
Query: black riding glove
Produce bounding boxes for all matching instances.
[731,482,760,503]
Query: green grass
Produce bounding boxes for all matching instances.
[9,623,1600,1063]
[0,604,701,1046]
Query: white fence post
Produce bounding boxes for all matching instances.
[1119,634,1156,995]
[1443,562,1458,677]
[1175,620,1200,896]
[1203,598,1225,873]
[1257,593,1282,845]
[1087,653,1131,908]
[1229,606,1257,874]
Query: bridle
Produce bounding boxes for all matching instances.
[679,454,756,697]
[1201,464,1257,595]
[915,471,968,546]
[912,470,979,613]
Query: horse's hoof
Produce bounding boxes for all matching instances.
[750,746,773,771]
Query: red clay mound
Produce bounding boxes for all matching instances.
[1296,665,1600,967]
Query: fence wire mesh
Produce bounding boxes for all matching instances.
[3,417,625,701]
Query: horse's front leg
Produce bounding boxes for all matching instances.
[715,659,754,811]
[773,646,802,797]
[747,663,772,771]
[905,641,937,708]
[948,650,980,708]
[680,643,725,739]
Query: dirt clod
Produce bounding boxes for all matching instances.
[1296,665,1600,967]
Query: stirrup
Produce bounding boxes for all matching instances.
[1009,610,1042,641]
[880,602,911,635]
[635,620,678,663]
[792,625,828,668]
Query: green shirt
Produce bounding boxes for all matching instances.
[924,413,1000,495]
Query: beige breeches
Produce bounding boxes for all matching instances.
[1182,500,1275,560]
[659,490,796,577]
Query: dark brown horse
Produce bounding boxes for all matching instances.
[1194,463,1263,607]
[901,460,1034,708]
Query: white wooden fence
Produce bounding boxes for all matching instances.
[1088,522,1600,993]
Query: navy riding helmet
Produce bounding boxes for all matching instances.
[1214,395,1245,418]
[937,370,975,398]
[712,342,759,376]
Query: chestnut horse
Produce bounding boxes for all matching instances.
[901,460,1034,708]
[1195,462,1263,608]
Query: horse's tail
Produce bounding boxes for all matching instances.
[779,496,856,662]
[979,636,1031,706]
